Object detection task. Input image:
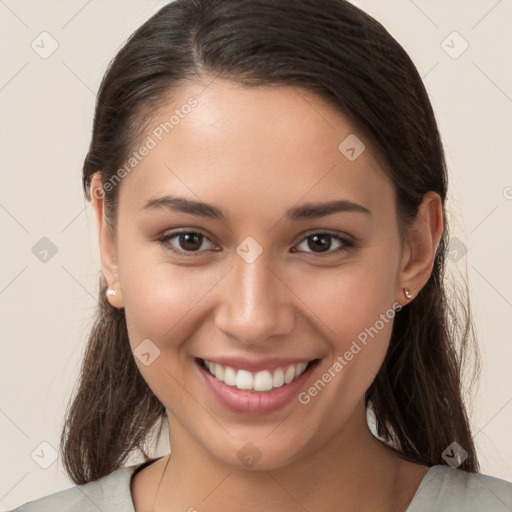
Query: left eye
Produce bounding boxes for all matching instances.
[157,230,353,257]
[293,232,353,256]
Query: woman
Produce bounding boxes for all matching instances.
[10,0,512,510]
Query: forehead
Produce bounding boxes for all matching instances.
[117,78,394,221]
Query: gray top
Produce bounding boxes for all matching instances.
[8,459,512,511]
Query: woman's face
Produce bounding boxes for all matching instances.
[94,78,410,469]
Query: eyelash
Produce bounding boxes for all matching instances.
[156,229,354,258]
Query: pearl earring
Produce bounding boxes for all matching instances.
[106,288,117,297]
[403,288,412,299]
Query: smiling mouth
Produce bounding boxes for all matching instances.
[196,357,320,393]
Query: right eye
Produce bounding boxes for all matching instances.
[157,230,217,256]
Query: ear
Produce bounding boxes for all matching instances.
[90,172,125,309]
[395,191,443,305]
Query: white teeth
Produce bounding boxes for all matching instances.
[224,366,237,386]
[203,359,313,392]
[236,369,254,390]
[253,370,273,391]
[214,363,224,381]
[298,362,307,376]
[272,368,284,388]
[284,365,296,384]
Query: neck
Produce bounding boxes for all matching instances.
[149,402,426,512]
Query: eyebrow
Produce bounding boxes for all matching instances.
[141,195,371,221]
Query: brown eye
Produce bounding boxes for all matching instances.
[177,232,203,251]
[293,232,353,256]
[157,230,215,255]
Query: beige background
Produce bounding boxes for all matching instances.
[0,0,511,509]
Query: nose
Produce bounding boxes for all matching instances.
[214,250,296,346]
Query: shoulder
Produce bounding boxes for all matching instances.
[408,465,512,511]
[6,463,143,512]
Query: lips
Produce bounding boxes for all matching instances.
[195,356,321,414]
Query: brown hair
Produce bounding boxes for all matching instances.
[60,0,481,484]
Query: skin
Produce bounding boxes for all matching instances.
[91,78,443,511]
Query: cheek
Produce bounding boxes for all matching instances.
[292,259,399,343]
[288,247,400,392]
[119,252,230,379]
[118,252,210,410]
